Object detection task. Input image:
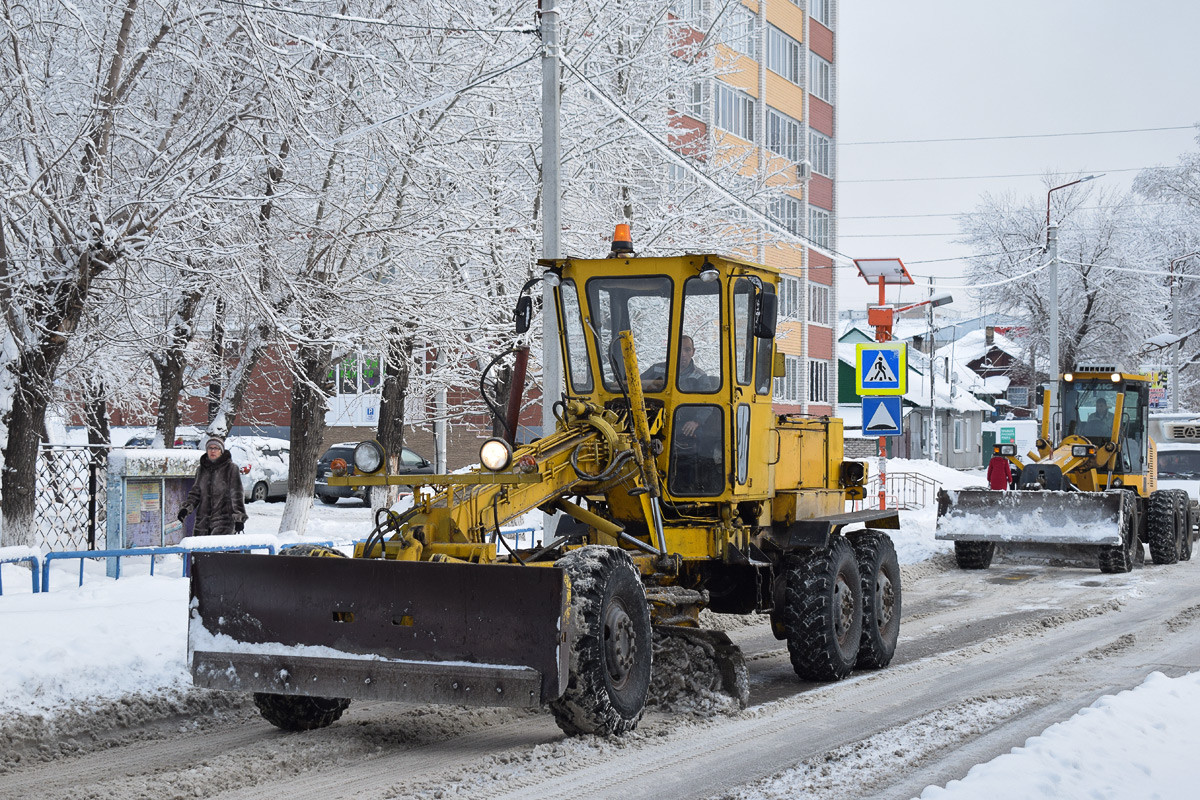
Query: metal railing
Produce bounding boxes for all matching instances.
[856,471,941,511]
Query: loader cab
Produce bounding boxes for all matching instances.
[1061,370,1150,475]
[540,252,778,502]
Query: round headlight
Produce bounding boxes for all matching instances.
[1063,373,1074,382]
[354,441,385,474]
[480,438,514,472]
[1110,372,1122,383]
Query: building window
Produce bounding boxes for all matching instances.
[809,207,831,248]
[809,360,829,404]
[715,84,755,141]
[775,354,802,404]
[769,195,802,236]
[808,283,830,325]
[810,0,832,28]
[810,130,833,177]
[954,418,966,452]
[766,107,802,163]
[766,24,801,84]
[809,53,833,102]
[780,276,801,319]
[722,4,757,60]
[330,353,383,397]
[669,0,704,26]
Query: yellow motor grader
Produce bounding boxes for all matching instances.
[936,365,1194,573]
[188,231,903,736]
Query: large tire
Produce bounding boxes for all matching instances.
[953,540,995,570]
[1174,490,1193,562]
[252,544,351,731]
[1099,493,1137,574]
[253,693,352,732]
[782,536,863,682]
[1147,490,1181,565]
[549,546,652,737]
[849,531,901,670]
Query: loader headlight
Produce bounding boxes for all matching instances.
[480,438,513,472]
[1071,444,1096,458]
[997,444,1017,456]
[1110,372,1122,383]
[354,441,385,474]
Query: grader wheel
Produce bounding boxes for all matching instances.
[782,536,863,682]
[251,544,352,732]
[549,546,652,736]
[849,531,901,670]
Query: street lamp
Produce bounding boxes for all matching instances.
[1169,252,1200,411]
[1045,174,1102,435]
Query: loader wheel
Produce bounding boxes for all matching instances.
[849,531,901,670]
[1099,493,1137,574]
[953,541,995,570]
[1174,491,1193,562]
[253,692,352,732]
[782,536,863,682]
[1147,490,1181,565]
[252,544,352,731]
[549,546,652,737]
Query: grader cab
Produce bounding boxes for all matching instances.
[189,232,904,736]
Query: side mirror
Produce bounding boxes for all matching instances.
[514,295,532,334]
[755,292,778,339]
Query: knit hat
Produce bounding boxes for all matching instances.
[204,436,224,453]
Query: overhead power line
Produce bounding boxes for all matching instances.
[840,166,1171,184]
[842,125,1195,147]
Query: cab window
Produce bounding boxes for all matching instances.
[586,276,674,392]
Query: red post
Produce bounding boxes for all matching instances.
[876,278,887,510]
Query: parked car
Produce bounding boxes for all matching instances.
[228,436,291,502]
[315,442,433,505]
[122,428,203,449]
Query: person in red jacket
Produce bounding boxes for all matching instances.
[987,454,1013,490]
[178,436,247,535]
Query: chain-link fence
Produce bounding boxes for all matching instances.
[36,445,107,551]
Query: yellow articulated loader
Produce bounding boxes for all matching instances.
[188,230,903,736]
[936,365,1194,573]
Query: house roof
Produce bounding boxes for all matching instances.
[838,343,994,414]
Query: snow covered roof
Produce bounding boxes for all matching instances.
[838,343,994,414]
[935,327,1029,367]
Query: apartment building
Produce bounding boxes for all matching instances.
[672,0,838,415]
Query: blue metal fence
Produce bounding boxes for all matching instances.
[0,554,41,595]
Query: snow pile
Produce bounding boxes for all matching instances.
[919,671,1200,799]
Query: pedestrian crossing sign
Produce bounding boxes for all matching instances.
[856,343,907,396]
[862,396,903,436]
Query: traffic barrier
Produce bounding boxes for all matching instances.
[0,549,41,595]
[42,542,277,592]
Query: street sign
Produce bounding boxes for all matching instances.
[862,396,903,436]
[856,343,907,396]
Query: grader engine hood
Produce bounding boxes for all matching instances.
[188,552,570,707]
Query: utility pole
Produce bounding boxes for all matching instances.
[1047,222,1058,436]
[540,0,562,541]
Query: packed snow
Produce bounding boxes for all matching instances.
[1,459,1198,798]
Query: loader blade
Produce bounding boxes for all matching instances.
[935,488,1125,546]
[188,552,569,707]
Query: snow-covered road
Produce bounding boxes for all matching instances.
[3,479,1200,799]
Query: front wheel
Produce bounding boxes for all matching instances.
[953,540,995,570]
[782,536,863,682]
[849,531,901,669]
[253,544,351,731]
[549,546,652,736]
[1099,493,1137,574]
[251,481,269,503]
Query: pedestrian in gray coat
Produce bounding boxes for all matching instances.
[178,436,247,536]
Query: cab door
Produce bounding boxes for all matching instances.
[730,278,773,499]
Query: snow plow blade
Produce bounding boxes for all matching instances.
[188,552,569,708]
[935,488,1125,546]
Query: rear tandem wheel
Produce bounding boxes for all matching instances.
[251,544,352,731]
[953,540,996,570]
[781,535,863,681]
[1147,490,1182,565]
